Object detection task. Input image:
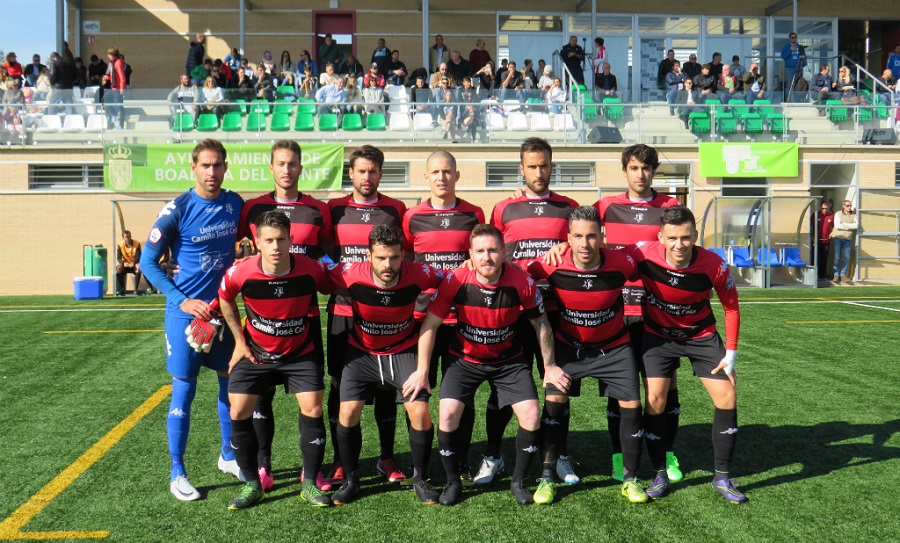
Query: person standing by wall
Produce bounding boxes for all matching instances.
[830,200,858,284]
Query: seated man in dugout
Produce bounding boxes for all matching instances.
[116,230,146,296]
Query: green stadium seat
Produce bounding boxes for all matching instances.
[342,113,363,131]
[221,111,243,131]
[874,96,890,119]
[689,112,710,134]
[365,113,387,131]
[294,112,315,131]
[275,85,296,100]
[297,98,316,115]
[250,99,271,115]
[245,111,267,131]
[580,95,598,120]
[716,112,737,134]
[273,99,294,116]
[602,97,623,120]
[232,99,247,115]
[318,113,339,131]
[270,112,291,131]
[728,99,749,120]
[856,106,873,123]
[742,113,764,135]
[172,112,194,131]
[825,100,847,122]
[196,113,219,131]
[767,114,788,134]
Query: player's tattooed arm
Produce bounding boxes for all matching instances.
[219,296,257,371]
[531,314,570,392]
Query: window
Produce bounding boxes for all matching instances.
[721,177,767,196]
[498,15,563,32]
[341,161,409,189]
[486,162,594,187]
[29,165,104,190]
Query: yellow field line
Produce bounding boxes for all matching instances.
[0,386,172,541]
[787,319,900,324]
[43,330,164,335]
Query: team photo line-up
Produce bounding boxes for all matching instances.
[140,135,742,510]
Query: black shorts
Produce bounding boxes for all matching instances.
[228,352,324,395]
[340,344,430,403]
[549,342,640,401]
[518,310,558,380]
[642,332,728,380]
[326,313,353,378]
[440,356,537,409]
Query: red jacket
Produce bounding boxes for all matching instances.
[817,211,834,243]
[3,61,23,78]
[110,57,127,91]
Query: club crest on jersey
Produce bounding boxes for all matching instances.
[483,294,493,306]
[634,212,645,223]
[668,276,680,286]
[360,211,372,223]
[582,279,593,290]
[274,286,284,297]
[226,203,234,215]
[533,206,545,216]
[440,218,451,229]
[381,295,391,305]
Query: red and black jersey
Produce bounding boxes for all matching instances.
[238,192,334,259]
[218,254,334,362]
[428,265,544,365]
[327,193,408,317]
[328,260,444,354]
[402,198,485,322]
[595,190,680,316]
[528,247,639,349]
[490,192,578,267]
[632,242,740,349]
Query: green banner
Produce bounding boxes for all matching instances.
[699,142,799,178]
[103,143,344,191]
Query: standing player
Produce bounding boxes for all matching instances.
[328,225,443,505]
[402,150,484,485]
[237,140,333,491]
[478,137,577,486]
[421,224,570,506]
[635,207,744,503]
[139,139,244,501]
[596,144,681,483]
[326,145,409,485]
[218,211,333,509]
[527,206,648,504]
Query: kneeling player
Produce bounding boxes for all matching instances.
[328,225,444,505]
[218,211,333,509]
[527,206,647,504]
[421,224,570,506]
[634,207,746,503]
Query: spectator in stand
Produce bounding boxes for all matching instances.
[371,38,390,76]
[836,66,858,97]
[319,62,338,87]
[815,201,835,282]
[386,50,407,86]
[430,34,450,73]
[682,53,701,80]
[475,61,496,94]
[430,63,455,89]
[522,59,537,87]
[261,51,276,77]
[708,52,724,79]
[434,76,455,107]
[201,76,227,120]
[212,60,229,89]
[717,64,743,104]
[469,39,492,73]
[438,89,457,141]
[547,77,566,114]
[298,64,317,98]
[676,78,704,129]
[319,34,344,68]
[185,33,205,77]
[314,76,347,118]
[595,62,620,98]
[106,48,127,129]
[499,60,526,102]
[1,78,26,140]
[458,81,484,142]
[73,57,87,89]
[235,65,254,101]
[538,59,547,77]
[781,32,807,99]
[447,51,473,85]
[887,44,900,80]
[538,65,554,93]
[496,59,509,80]
[23,54,47,87]
[730,55,745,79]
[168,73,200,124]
[277,51,294,86]
[411,73,434,116]
[811,64,837,112]
[657,49,676,90]
[254,65,273,101]
[344,77,363,115]
[116,230,144,297]
[561,36,586,86]
[0,66,13,92]
[3,53,23,83]
[33,69,52,101]
[665,60,687,114]
[190,59,212,86]
[362,75,385,114]
[363,63,386,88]
[239,58,255,82]
[592,37,608,90]
[48,51,74,115]
[338,53,364,86]
[224,48,242,73]
[743,63,771,104]
[693,63,717,98]
[874,69,897,105]
[296,50,318,80]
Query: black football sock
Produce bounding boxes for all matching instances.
[335,422,362,481]
[374,388,397,460]
[327,385,341,462]
[230,417,258,483]
[457,405,475,468]
[619,406,643,480]
[409,425,434,482]
[643,412,667,473]
[485,392,513,458]
[712,407,738,477]
[513,426,540,483]
[437,428,462,483]
[540,400,568,476]
[253,388,276,470]
[299,414,326,481]
[607,397,623,454]
[664,388,681,452]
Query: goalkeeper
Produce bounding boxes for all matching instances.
[140,139,245,502]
